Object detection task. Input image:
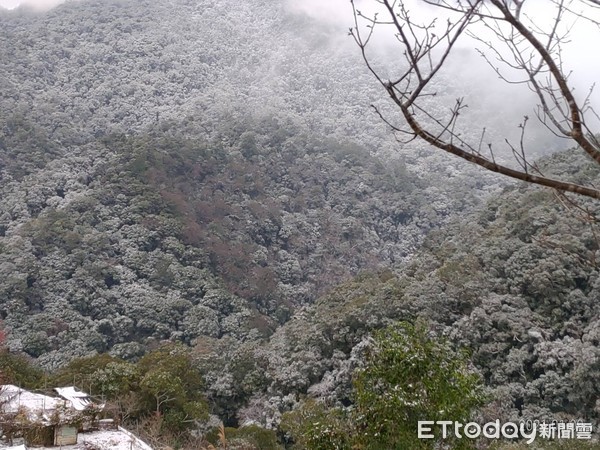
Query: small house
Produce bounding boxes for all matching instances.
[0,385,102,447]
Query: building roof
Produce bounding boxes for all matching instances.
[0,386,151,449]
[53,387,95,411]
[0,385,65,419]
[0,385,101,425]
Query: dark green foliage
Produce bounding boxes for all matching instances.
[0,351,45,388]
[137,343,207,427]
[280,400,351,450]
[351,322,485,449]
[50,353,138,399]
[281,322,484,450]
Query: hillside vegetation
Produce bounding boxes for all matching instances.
[2,0,599,448]
[0,0,485,367]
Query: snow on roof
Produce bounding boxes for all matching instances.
[0,385,65,417]
[0,387,149,449]
[54,386,95,411]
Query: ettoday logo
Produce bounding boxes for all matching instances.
[418,420,593,444]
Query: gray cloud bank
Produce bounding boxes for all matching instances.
[0,0,69,10]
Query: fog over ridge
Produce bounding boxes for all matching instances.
[1,0,597,145]
[0,0,68,10]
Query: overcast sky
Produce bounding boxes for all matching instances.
[0,0,66,9]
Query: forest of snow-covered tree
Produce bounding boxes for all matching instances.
[0,0,492,364]
[2,0,600,448]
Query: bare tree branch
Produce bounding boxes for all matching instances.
[351,0,600,200]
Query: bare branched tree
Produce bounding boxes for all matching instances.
[350,0,600,199]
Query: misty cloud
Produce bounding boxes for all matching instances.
[285,0,353,24]
[0,0,69,10]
